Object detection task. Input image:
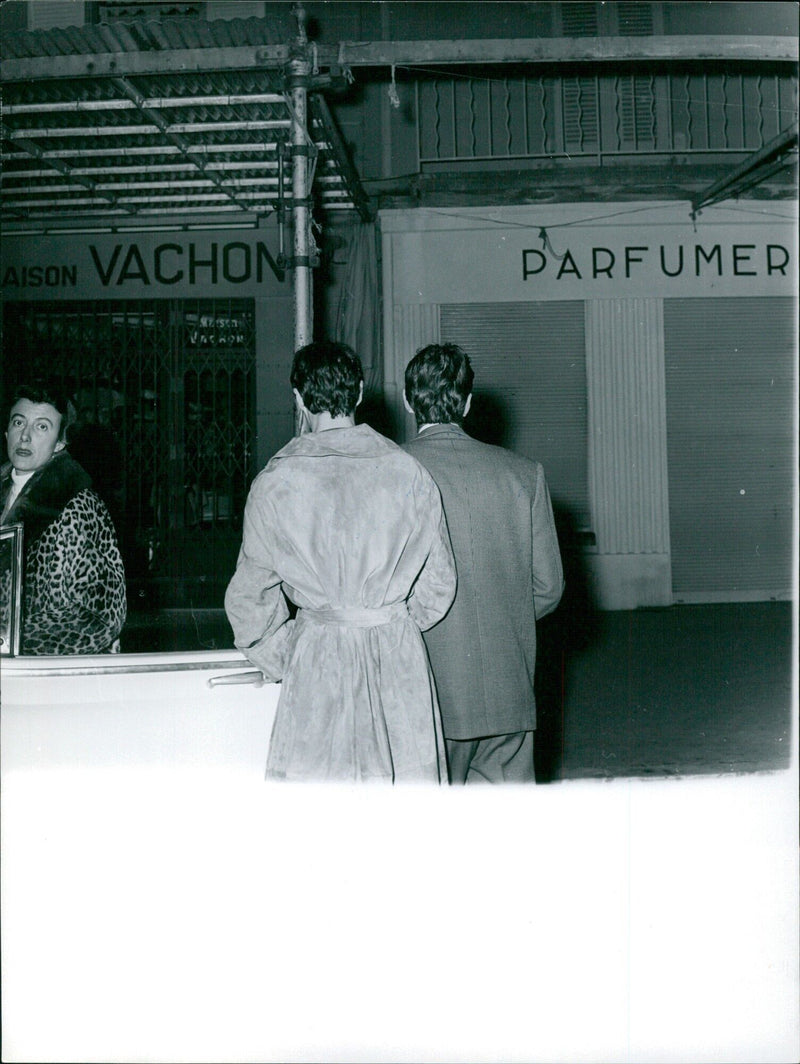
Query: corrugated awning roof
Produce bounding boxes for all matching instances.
[0,14,371,230]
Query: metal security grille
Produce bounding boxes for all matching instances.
[440,301,589,531]
[2,298,255,609]
[663,296,795,599]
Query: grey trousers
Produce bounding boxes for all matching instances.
[445,730,535,784]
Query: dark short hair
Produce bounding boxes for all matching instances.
[404,343,475,425]
[7,382,73,441]
[290,341,363,417]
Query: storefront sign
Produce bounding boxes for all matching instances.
[521,242,791,282]
[381,205,797,303]
[0,229,286,299]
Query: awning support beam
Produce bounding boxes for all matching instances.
[312,93,373,222]
[691,122,798,214]
[2,36,796,84]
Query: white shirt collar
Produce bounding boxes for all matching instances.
[11,468,36,488]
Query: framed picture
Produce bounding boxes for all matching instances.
[0,523,24,657]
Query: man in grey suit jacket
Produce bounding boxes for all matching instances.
[403,343,564,783]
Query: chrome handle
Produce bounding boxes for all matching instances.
[207,670,265,689]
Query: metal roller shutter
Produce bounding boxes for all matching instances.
[440,301,589,529]
[664,296,795,599]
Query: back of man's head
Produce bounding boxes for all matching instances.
[404,343,475,425]
[291,341,364,417]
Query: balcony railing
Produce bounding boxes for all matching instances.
[96,1,203,22]
[417,69,799,165]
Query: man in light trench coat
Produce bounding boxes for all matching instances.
[225,341,456,783]
[403,342,564,784]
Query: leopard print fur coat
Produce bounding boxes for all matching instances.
[1,451,127,655]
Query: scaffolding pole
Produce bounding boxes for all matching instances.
[287,3,313,351]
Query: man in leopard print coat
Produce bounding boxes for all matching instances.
[1,384,127,656]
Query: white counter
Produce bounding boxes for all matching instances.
[1,650,279,776]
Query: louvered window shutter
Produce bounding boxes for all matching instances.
[617,76,658,149]
[28,1,81,29]
[617,3,655,35]
[559,2,599,37]
[557,2,657,37]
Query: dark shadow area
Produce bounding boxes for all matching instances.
[461,391,603,781]
[535,504,601,782]
[357,388,397,439]
[69,421,157,617]
[464,390,511,448]
[555,601,794,780]
[121,608,235,653]
[68,422,124,530]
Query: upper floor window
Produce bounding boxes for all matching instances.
[554,2,662,37]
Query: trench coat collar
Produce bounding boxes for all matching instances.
[274,422,397,460]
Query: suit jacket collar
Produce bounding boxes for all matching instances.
[416,423,468,441]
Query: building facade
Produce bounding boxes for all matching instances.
[1,0,796,610]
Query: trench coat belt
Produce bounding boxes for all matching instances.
[298,603,408,627]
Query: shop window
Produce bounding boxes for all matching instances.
[2,298,256,646]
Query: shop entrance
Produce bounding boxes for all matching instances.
[3,298,256,609]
